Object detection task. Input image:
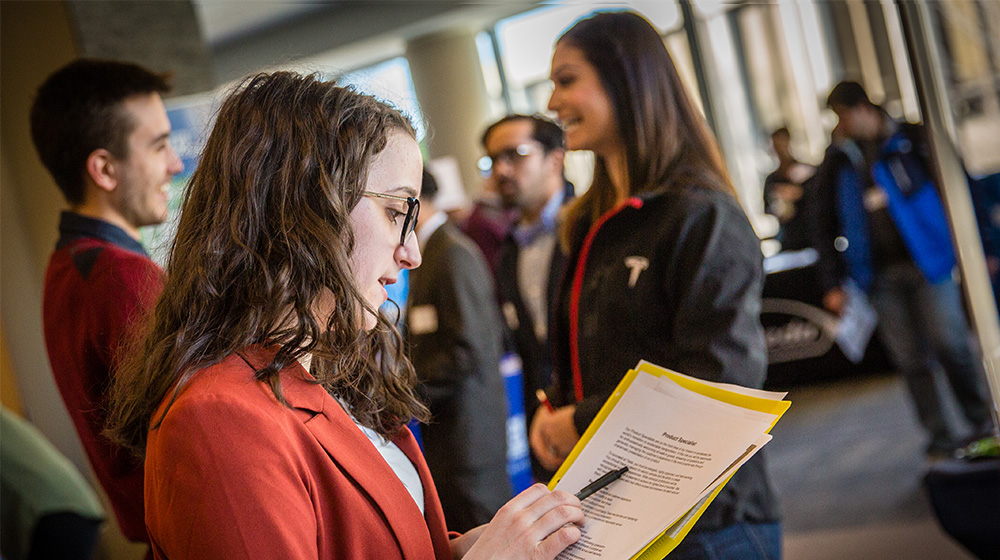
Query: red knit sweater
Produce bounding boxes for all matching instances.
[43,212,163,542]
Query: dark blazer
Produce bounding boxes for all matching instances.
[144,346,454,560]
[406,221,511,532]
[495,181,575,432]
[496,234,566,424]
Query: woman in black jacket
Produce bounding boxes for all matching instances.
[529,11,780,559]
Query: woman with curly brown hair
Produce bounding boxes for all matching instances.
[107,72,582,560]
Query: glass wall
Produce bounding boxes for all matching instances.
[930,0,1000,177]
[477,0,1000,246]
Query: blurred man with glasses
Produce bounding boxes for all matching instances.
[481,114,574,481]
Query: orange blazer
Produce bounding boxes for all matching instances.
[144,346,453,559]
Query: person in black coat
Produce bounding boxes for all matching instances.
[406,170,512,532]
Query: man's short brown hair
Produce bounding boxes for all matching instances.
[30,58,171,205]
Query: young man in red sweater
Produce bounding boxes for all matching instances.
[31,58,183,548]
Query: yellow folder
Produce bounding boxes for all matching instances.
[547,361,791,559]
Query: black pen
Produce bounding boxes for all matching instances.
[575,466,629,501]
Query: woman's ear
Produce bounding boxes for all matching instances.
[85,148,118,193]
[547,148,567,175]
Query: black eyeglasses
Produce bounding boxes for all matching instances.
[362,191,420,246]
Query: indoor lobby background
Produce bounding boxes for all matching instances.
[2,1,999,559]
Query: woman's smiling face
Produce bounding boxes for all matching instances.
[348,130,423,330]
[547,42,621,158]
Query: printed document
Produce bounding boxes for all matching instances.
[550,365,788,559]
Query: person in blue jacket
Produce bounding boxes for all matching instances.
[815,81,994,457]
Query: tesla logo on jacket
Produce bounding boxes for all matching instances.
[624,256,649,288]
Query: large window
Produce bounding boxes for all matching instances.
[491,3,685,115]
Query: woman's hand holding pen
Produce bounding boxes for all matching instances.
[452,484,584,560]
[529,404,580,472]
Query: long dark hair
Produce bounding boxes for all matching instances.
[557,11,735,248]
[108,72,428,456]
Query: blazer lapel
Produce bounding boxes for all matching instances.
[302,399,437,560]
[394,429,453,559]
[240,347,439,560]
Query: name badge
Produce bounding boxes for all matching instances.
[863,186,889,212]
[502,302,520,330]
[409,305,439,335]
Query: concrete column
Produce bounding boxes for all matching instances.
[407,28,493,198]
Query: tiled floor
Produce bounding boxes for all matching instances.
[767,372,978,559]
